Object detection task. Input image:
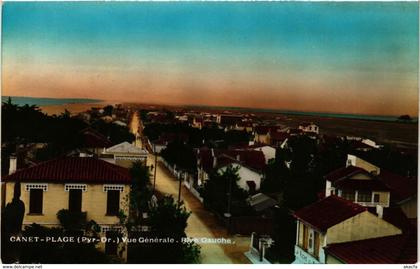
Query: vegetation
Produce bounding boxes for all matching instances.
[128,196,201,263]
[202,165,250,216]
[1,98,134,174]
[129,161,153,224]
[397,114,412,122]
[143,122,250,149]
[18,223,119,264]
[56,209,88,231]
[161,140,197,172]
[265,207,296,263]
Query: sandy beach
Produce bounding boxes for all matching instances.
[39,101,111,116]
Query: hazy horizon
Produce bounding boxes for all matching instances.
[2,2,419,116]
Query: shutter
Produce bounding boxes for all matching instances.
[107,190,120,215]
[314,231,320,258]
[303,225,308,250]
[29,189,43,214]
[69,189,82,212]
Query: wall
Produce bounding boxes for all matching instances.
[347,155,380,174]
[400,196,417,219]
[325,254,344,264]
[4,182,130,227]
[254,146,276,164]
[326,211,401,245]
[218,164,263,191]
[348,173,372,180]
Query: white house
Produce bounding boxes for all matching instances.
[217,161,263,192]
[251,145,276,164]
[298,123,319,134]
[104,141,148,168]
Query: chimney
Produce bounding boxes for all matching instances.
[9,155,17,175]
[376,205,383,218]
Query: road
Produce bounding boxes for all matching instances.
[147,154,250,264]
[129,112,250,263]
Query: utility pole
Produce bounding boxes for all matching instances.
[178,172,182,204]
[224,173,233,232]
[153,143,157,193]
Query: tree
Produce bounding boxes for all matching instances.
[103,105,114,116]
[265,207,296,263]
[92,119,135,144]
[398,114,412,122]
[161,140,196,172]
[129,161,153,223]
[128,196,201,263]
[202,165,249,216]
[261,158,289,194]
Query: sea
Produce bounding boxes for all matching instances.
[2,96,103,107]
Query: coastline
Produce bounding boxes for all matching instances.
[39,101,110,116]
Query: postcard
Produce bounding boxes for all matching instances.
[1,1,418,266]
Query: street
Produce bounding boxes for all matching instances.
[147,153,251,264]
[129,112,250,263]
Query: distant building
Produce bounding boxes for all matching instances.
[104,141,148,168]
[196,148,266,191]
[79,127,113,155]
[113,120,127,127]
[216,114,243,127]
[298,122,319,134]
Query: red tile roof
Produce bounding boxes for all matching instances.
[197,148,266,173]
[325,233,417,264]
[4,157,131,184]
[80,128,112,148]
[293,195,366,232]
[379,170,417,204]
[325,166,370,183]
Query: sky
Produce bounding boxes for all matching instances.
[2,2,419,116]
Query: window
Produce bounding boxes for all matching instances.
[106,190,120,216]
[341,190,355,201]
[69,189,82,212]
[358,190,372,202]
[308,231,314,250]
[29,189,43,214]
[373,193,380,203]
